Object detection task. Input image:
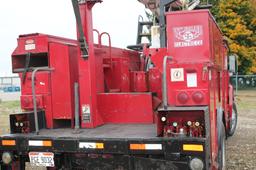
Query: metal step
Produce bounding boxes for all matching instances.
[139,21,153,26]
[139,33,151,37]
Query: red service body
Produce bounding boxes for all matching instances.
[143,10,233,169]
[0,1,237,170]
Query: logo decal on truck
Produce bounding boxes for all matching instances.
[173,25,203,48]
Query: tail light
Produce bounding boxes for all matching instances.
[177,92,189,104]
[21,97,30,107]
[21,96,43,109]
[161,116,167,122]
[192,91,204,103]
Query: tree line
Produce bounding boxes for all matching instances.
[210,0,256,74]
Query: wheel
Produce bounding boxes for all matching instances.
[228,103,238,136]
[218,123,226,170]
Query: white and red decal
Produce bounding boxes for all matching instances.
[173,25,203,48]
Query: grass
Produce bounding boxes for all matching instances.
[0,101,20,135]
[0,100,20,110]
[237,99,256,109]
[236,90,256,110]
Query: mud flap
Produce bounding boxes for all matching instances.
[217,107,224,143]
[217,107,226,169]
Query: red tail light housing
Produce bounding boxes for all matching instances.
[177,92,189,104]
[192,91,204,103]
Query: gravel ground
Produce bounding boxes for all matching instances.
[226,90,256,170]
[0,90,255,169]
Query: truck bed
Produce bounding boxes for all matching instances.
[2,124,157,139]
[0,124,208,170]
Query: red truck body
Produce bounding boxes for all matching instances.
[0,1,237,170]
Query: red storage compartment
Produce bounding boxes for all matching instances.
[12,34,79,128]
[166,10,219,63]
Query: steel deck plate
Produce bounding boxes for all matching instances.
[1,124,157,139]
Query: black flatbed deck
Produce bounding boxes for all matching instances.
[2,124,157,139]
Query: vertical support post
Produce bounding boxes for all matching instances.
[75,1,104,128]
[235,55,238,94]
[74,82,80,129]
[162,56,172,109]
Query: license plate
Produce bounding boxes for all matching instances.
[29,152,54,167]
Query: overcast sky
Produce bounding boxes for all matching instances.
[0,0,146,76]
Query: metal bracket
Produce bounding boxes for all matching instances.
[21,52,31,83]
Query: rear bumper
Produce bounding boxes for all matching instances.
[0,135,210,169]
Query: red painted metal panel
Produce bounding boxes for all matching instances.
[12,33,77,57]
[166,10,211,63]
[44,95,53,128]
[104,58,131,92]
[166,63,209,106]
[144,48,168,72]
[148,68,162,98]
[97,93,154,123]
[12,34,49,56]
[49,43,73,120]
[130,71,148,92]
[19,72,50,95]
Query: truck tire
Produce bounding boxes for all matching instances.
[218,123,226,170]
[227,103,238,136]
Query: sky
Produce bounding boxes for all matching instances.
[0,0,146,76]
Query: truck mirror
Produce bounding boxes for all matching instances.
[228,54,237,73]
